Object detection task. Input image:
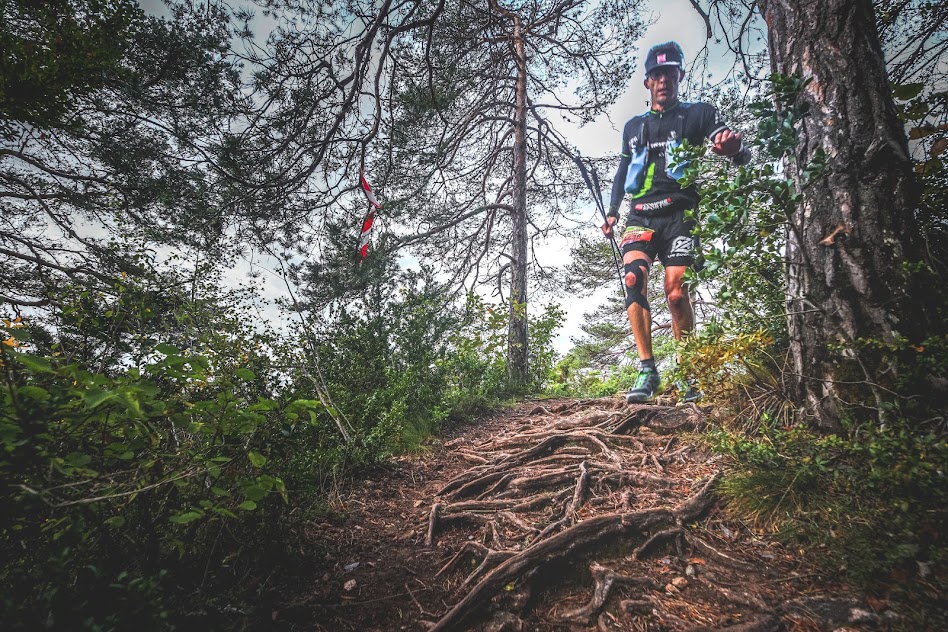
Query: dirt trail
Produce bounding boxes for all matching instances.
[273,398,899,631]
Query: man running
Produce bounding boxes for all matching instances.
[601,41,751,403]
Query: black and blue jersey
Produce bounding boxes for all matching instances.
[608,101,749,216]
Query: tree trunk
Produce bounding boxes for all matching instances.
[759,0,927,429]
[508,22,530,390]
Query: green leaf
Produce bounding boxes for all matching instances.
[248,451,267,468]
[892,82,924,100]
[155,343,179,356]
[248,398,278,412]
[17,385,50,402]
[169,510,204,524]
[274,477,288,502]
[10,351,54,374]
[235,368,256,380]
[84,388,116,409]
[104,516,126,528]
[243,485,267,502]
[4,327,32,342]
[238,500,257,511]
[118,391,143,417]
[135,382,161,398]
[66,452,92,467]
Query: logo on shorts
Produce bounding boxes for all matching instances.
[634,197,673,212]
[668,236,694,258]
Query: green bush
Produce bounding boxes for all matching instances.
[710,419,948,587]
[0,323,311,628]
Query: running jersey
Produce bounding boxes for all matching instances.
[608,101,747,215]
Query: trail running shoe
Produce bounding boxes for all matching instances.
[625,369,660,403]
[675,378,703,404]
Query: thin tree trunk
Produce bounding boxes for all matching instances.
[759,0,927,428]
[508,19,530,390]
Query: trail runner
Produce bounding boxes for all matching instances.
[601,41,751,404]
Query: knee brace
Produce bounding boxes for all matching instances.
[623,259,650,311]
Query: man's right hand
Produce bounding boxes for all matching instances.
[601,215,617,238]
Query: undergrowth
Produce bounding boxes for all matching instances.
[675,287,948,626]
[687,327,948,627]
[709,420,947,579]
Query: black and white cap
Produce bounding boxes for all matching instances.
[644,41,685,75]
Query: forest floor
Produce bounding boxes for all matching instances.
[269,398,924,631]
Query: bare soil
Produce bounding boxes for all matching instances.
[270,398,911,631]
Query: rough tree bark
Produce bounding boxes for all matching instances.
[759,0,929,429]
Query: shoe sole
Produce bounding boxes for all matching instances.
[625,393,656,404]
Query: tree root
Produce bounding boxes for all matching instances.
[425,503,442,546]
[436,541,490,577]
[534,461,589,540]
[561,562,661,623]
[456,451,490,464]
[689,535,756,571]
[423,402,734,630]
[633,527,685,560]
[428,474,720,632]
[427,490,572,545]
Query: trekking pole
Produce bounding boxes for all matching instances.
[573,156,626,299]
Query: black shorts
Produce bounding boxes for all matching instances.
[618,209,698,267]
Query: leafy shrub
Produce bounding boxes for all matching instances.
[710,419,948,587]
[0,322,309,629]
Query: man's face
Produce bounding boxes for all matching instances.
[644,66,684,110]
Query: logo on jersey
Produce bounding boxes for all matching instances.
[668,236,694,258]
[634,198,673,212]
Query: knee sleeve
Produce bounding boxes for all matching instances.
[623,259,650,310]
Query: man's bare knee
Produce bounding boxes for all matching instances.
[666,285,689,308]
